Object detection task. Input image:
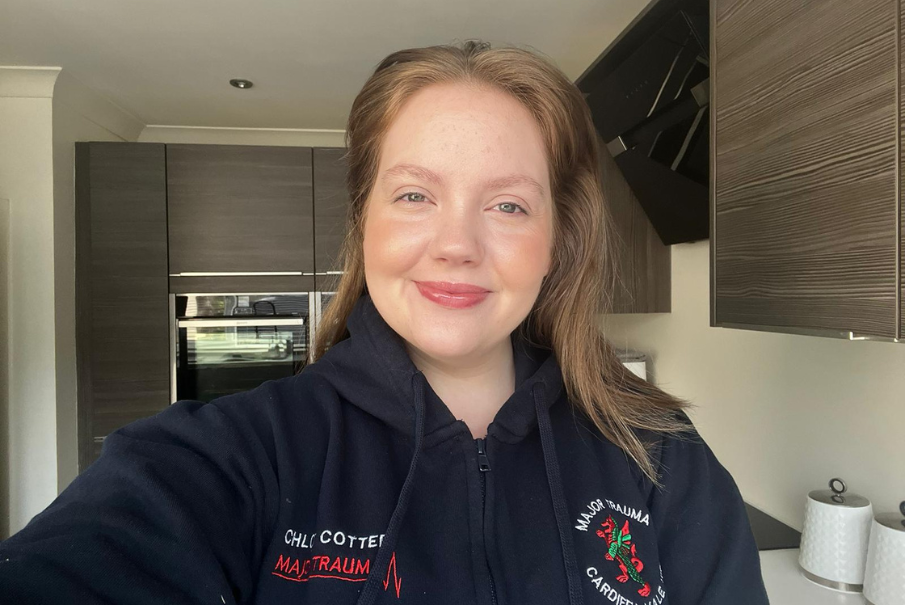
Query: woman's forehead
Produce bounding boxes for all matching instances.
[377,83,550,191]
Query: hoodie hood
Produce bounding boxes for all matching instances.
[311,291,566,445]
[308,292,586,605]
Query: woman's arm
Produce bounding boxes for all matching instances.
[647,413,769,604]
[0,394,280,604]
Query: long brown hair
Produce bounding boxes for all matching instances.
[312,40,693,486]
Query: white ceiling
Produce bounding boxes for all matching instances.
[0,0,650,130]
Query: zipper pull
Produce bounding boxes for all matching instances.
[476,437,491,472]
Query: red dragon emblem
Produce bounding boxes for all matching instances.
[596,515,651,597]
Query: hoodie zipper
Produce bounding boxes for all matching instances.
[476,437,498,605]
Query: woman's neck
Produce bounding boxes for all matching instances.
[405,338,516,439]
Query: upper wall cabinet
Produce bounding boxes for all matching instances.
[166,144,314,276]
[712,0,902,340]
[313,147,350,292]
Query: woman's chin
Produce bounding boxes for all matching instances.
[408,330,486,362]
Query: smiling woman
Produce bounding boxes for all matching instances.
[0,40,768,605]
[362,82,555,434]
[316,42,692,476]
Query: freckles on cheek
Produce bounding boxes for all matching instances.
[495,231,552,286]
[364,216,424,275]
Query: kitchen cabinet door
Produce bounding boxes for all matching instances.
[901,2,905,341]
[166,144,314,276]
[75,142,170,471]
[712,0,899,338]
[313,147,350,292]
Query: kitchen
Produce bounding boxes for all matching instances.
[1,0,904,603]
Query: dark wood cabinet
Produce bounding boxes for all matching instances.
[166,144,315,276]
[712,0,901,340]
[598,135,671,313]
[75,142,171,471]
[901,3,905,341]
[313,147,350,292]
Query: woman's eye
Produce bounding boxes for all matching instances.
[394,192,526,215]
[496,201,527,215]
[395,192,427,203]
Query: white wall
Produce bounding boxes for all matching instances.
[0,66,142,538]
[600,240,905,530]
[0,67,60,538]
[0,197,10,538]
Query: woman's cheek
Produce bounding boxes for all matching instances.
[492,227,551,287]
[365,214,428,274]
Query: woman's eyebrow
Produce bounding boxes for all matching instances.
[381,163,545,197]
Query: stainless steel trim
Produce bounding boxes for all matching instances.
[848,332,902,343]
[674,59,699,101]
[671,105,708,171]
[177,318,305,328]
[93,436,106,444]
[169,271,304,277]
[875,511,905,532]
[716,321,901,343]
[690,79,709,107]
[173,291,310,297]
[798,565,863,593]
[308,292,318,365]
[648,42,683,117]
[169,293,177,404]
[606,136,628,157]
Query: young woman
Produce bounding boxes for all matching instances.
[0,41,768,604]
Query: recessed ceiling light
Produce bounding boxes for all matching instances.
[229,79,253,89]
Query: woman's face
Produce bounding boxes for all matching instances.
[363,81,554,365]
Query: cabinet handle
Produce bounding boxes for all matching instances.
[169,271,304,277]
[177,318,305,328]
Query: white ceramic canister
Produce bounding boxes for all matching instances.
[863,502,905,605]
[798,478,874,592]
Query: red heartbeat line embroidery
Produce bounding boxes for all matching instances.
[383,552,402,598]
[272,552,403,598]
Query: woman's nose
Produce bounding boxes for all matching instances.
[427,203,485,266]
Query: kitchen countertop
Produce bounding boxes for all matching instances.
[745,503,802,551]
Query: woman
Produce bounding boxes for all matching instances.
[0,41,768,604]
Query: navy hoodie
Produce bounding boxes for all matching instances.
[0,292,769,604]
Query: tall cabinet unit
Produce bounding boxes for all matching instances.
[76,143,351,470]
[711,0,902,340]
[75,143,171,471]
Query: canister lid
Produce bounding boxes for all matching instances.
[808,478,871,508]
[874,502,905,531]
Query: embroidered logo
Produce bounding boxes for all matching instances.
[596,515,650,597]
[575,497,667,604]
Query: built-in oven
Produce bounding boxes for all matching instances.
[169,291,334,403]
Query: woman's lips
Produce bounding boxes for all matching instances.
[414,281,490,309]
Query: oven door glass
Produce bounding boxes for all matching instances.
[174,293,309,403]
